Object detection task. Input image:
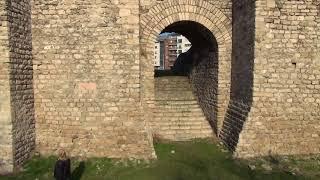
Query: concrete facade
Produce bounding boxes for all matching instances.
[0,0,319,173]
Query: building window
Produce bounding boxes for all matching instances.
[178,39,182,43]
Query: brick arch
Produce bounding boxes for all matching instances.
[140,0,232,133]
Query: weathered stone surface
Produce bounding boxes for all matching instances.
[0,0,35,173]
[219,0,255,154]
[0,0,13,173]
[235,0,320,158]
[0,0,319,173]
[31,0,155,160]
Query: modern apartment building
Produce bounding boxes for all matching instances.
[154,42,161,68]
[176,35,192,57]
[154,35,166,70]
[164,36,178,70]
[154,34,192,70]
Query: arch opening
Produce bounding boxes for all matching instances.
[152,21,220,141]
[154,21,218,77]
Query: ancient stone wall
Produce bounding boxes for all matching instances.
[0,0,13,174]
[235,0,320,157]
[7,0,35,170]
[140,0,232,19]
[1,0,320,173]
[219,0,255,152]
[31,0,155,159]
[0,0,35,173]
[189,46,220,134]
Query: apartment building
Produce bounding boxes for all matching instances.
[154,33,192,70]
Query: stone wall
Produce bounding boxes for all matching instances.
[140,0,232,19]
[189,46,220,134]
[0,0,13,174]
[0,0,35,173]
[235,0,320,157]
[219,0,255,152]
[1,0,320,173]
[7,0,35,170]
[168,22,223,137]
[31,0,155,159]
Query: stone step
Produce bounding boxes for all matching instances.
[156,97,196,101]
[155,105,199,108]
[151,122,211,127]
[153,76,214,141]
[154,113,205,117]
[153,117,208,121]
[155,100,200,104]
[155,112,203,115]
[155,106,202,110]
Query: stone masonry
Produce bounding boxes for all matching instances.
[31,0,155,160]
[234,0,320,157]
[154,76,213,140]
[0,0,13,173]
[0,0,35,173]
[0,0,319,173]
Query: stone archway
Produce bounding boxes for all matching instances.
[140,0,232,135]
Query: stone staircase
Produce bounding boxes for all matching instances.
[152,76,214,141]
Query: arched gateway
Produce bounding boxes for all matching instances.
[139,0,232,135]
[1,0,319,174]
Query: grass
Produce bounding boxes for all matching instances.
[1,139,319,180]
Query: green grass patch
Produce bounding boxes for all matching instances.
[1,139,319,180]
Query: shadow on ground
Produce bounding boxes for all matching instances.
[71,161,85,180]
[1,139,319,180]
